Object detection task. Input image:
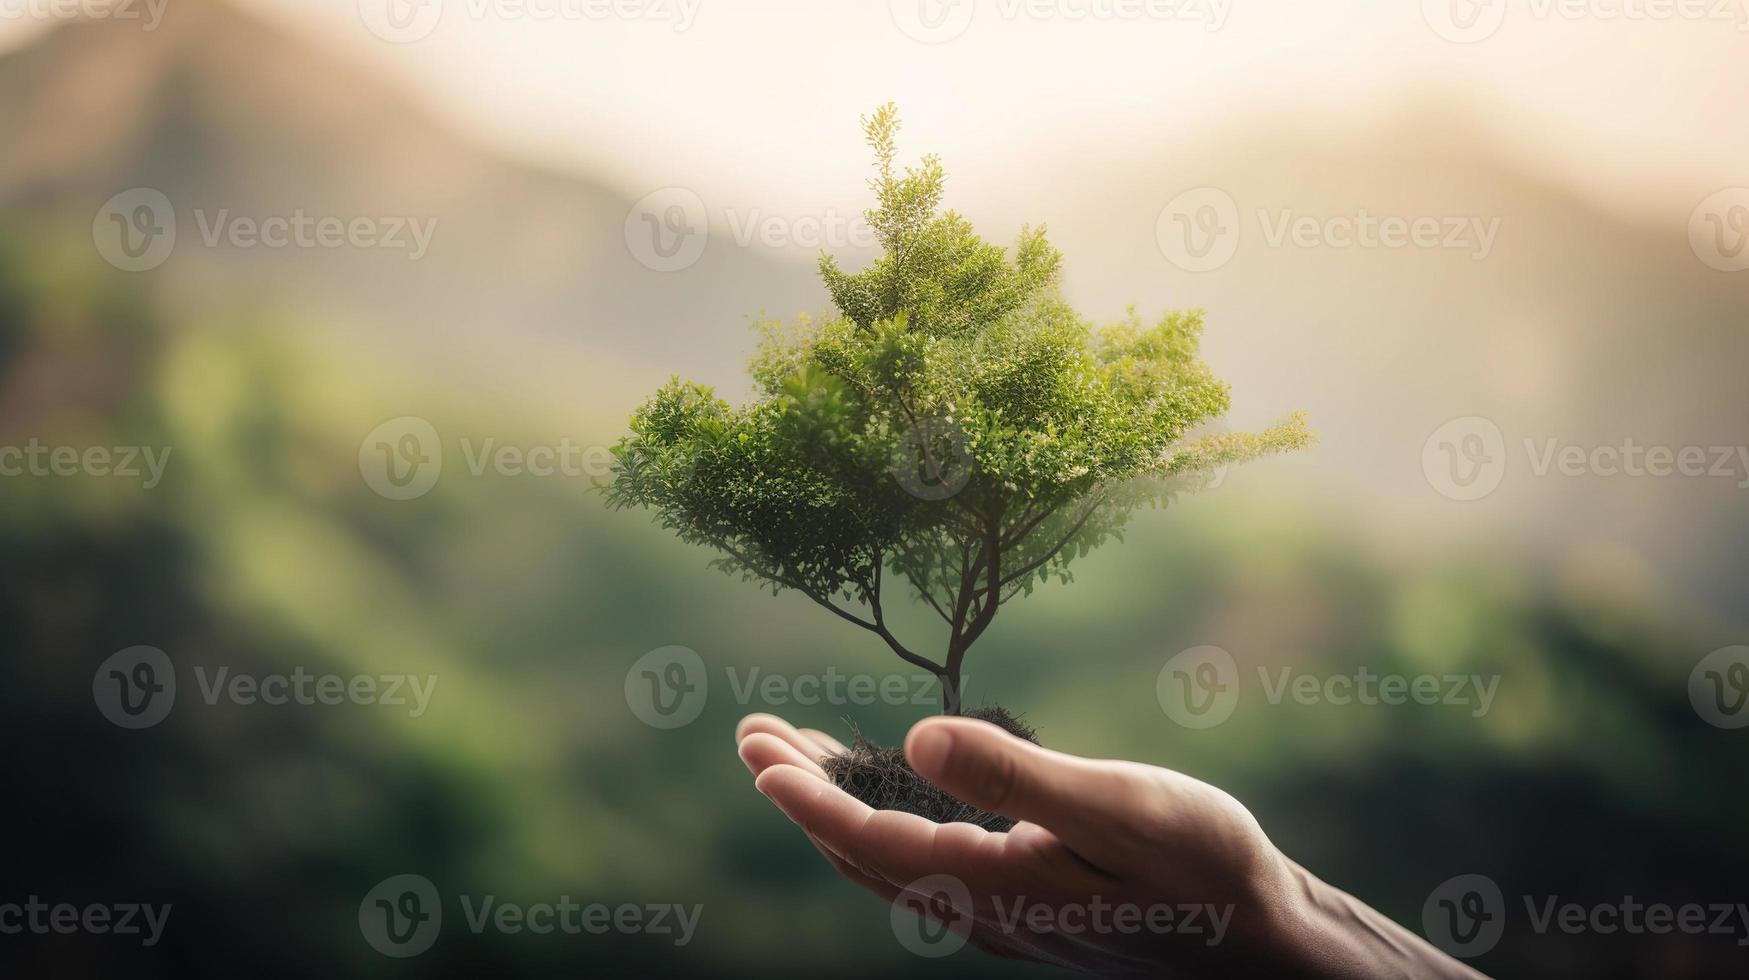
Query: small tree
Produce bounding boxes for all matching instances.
[607,105,1309,715]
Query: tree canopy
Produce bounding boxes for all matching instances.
[606,104,1310,713]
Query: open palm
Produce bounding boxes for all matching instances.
[734,712,1443,977]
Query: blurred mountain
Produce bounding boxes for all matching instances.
[1,0,1743,613]
[1020,102,1749,611]
[0,0,820,400]
[1036,99,1749,458]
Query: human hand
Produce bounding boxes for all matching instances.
[736,712,1485,978]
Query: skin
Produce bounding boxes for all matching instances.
[736,713,1488,979]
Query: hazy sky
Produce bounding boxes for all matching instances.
[2,0,1744,232]
[250,0,1748,225]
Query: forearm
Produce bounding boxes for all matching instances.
[1258,858,1489,980]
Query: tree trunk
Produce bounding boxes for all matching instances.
[940,668,963,715]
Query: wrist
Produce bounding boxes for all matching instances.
[1250,857,1487,980]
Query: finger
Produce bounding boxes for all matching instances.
[738,732,829,780]
[904,716,1163,874]
[735,712,800,745]
[755,764,1005,889]
[755,763,881,872]
[798,727,848,756]
[810,835,901,901]
[740,741,898,898]
[736,713,838,767]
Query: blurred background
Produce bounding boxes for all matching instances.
[1,0,1746,975]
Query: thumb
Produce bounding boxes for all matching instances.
[904,716,1152,871]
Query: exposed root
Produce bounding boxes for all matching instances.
[822,705,1039,833]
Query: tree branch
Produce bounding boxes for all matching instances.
[951,508,1005,665]
[893,535,954,626]
[706,535,884,633]
[997,493,1106,591]
[1000,497,1064,550]
[862,556,947,675]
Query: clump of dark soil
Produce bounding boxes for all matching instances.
[822,706,1038,832]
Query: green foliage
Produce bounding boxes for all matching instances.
[607,105,1311,710]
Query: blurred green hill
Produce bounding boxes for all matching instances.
[3,240,1746,977]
